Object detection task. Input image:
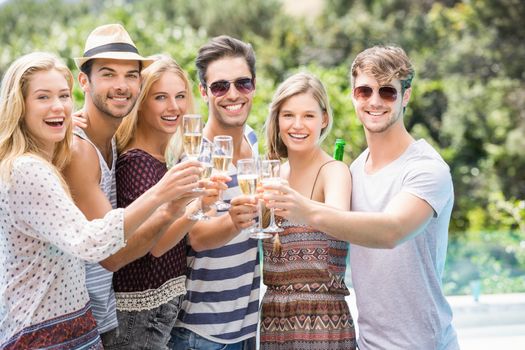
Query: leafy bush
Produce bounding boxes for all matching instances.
[444,230,525,295]
[1,0,523,238]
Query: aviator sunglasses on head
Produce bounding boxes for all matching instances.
[353,85,398,102]
[206,77,255,97]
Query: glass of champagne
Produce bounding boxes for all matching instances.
[238,159,272,239]
[183,114,203,160]
[183,114,204,192]
[261,159,284,233]
[188,142,213,221]
[212,135,233,211]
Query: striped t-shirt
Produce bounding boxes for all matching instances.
[175,125,260,343]
[74,128,118,334]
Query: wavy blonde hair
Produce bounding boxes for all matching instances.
[116,54,194,166]
[0,52,74,183]
[265,72,333,160]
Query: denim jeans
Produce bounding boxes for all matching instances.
[101,295,184,350]
[169,327,256,350]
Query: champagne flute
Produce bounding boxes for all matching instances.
[182,114,203,161]
[238,159,272,239]
[188,142,213,221]
[212,135,233,211]
[261,159,284,233]
[255,156,271,237]
[183,114,204,192]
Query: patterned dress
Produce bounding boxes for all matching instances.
[260,219,356,350]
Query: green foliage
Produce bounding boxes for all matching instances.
[444,230,525,295]
[131,0,281,40]
[1,0,524,246]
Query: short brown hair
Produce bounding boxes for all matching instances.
[195,35,256,86]
[350,45,414,90]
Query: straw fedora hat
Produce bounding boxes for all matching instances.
[74,23,154,69]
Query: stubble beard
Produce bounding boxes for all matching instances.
[364,108,403,134]
[91,91,137,120]
[213,106,250,129]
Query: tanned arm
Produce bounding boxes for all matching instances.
[187,194,258,252]
[264,182,434,249]
[63,136,201,271]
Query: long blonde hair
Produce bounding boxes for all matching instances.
[116,54,194,166]
[265,72,333,160]
[0,52,74,183]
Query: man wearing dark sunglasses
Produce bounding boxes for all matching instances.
[263,45,459,349]
[170,36,259,350]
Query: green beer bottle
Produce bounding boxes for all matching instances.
[333,138,345,161]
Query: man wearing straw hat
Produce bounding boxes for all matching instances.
[63,24,200,342]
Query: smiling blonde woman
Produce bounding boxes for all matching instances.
[0,52,202,350]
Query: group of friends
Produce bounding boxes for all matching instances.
[0,23,460,350]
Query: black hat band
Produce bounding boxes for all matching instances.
[83,42,138,57]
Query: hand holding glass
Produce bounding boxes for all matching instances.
[187,142,214,221]
[261,159,284,233]
[238,159,272,239]
[212,135,233,211]
[182,114,203,161]
[182,114,205,193]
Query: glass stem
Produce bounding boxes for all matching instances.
[269,208,278,227]
[197,196,203,213]
[257,199,263,230]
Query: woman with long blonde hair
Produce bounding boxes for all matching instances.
[101,54,225,349]
[115,54,194,163]
[0,52,202,350]
[259,72,356,349]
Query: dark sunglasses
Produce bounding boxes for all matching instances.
[353,85,398,102]
[207,78,255,97]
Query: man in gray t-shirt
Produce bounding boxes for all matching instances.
[263,45,459,349]
[349,139,457,349]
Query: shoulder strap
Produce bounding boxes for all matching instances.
[309,160,338,200]
[73,127,114,173]
[244,124,258,146]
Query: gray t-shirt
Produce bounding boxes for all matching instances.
[350,139,459,350]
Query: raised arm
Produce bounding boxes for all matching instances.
[150,177,228,257]
[100,200,185,271]
[11,156,125,263]
[99,158,203,271]
[311,192,434,248]
[63,139,203,270]
[265,168,443,249]
[187,194,258,252]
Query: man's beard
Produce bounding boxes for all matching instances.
[365,109,402,134]
[91,91,137,119]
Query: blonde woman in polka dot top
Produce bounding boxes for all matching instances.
[0,52,203,349]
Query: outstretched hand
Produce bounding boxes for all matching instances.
[154,159,203,204]
[229,195,258,232]
[261,181,313,225]
[199,174,230,211]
